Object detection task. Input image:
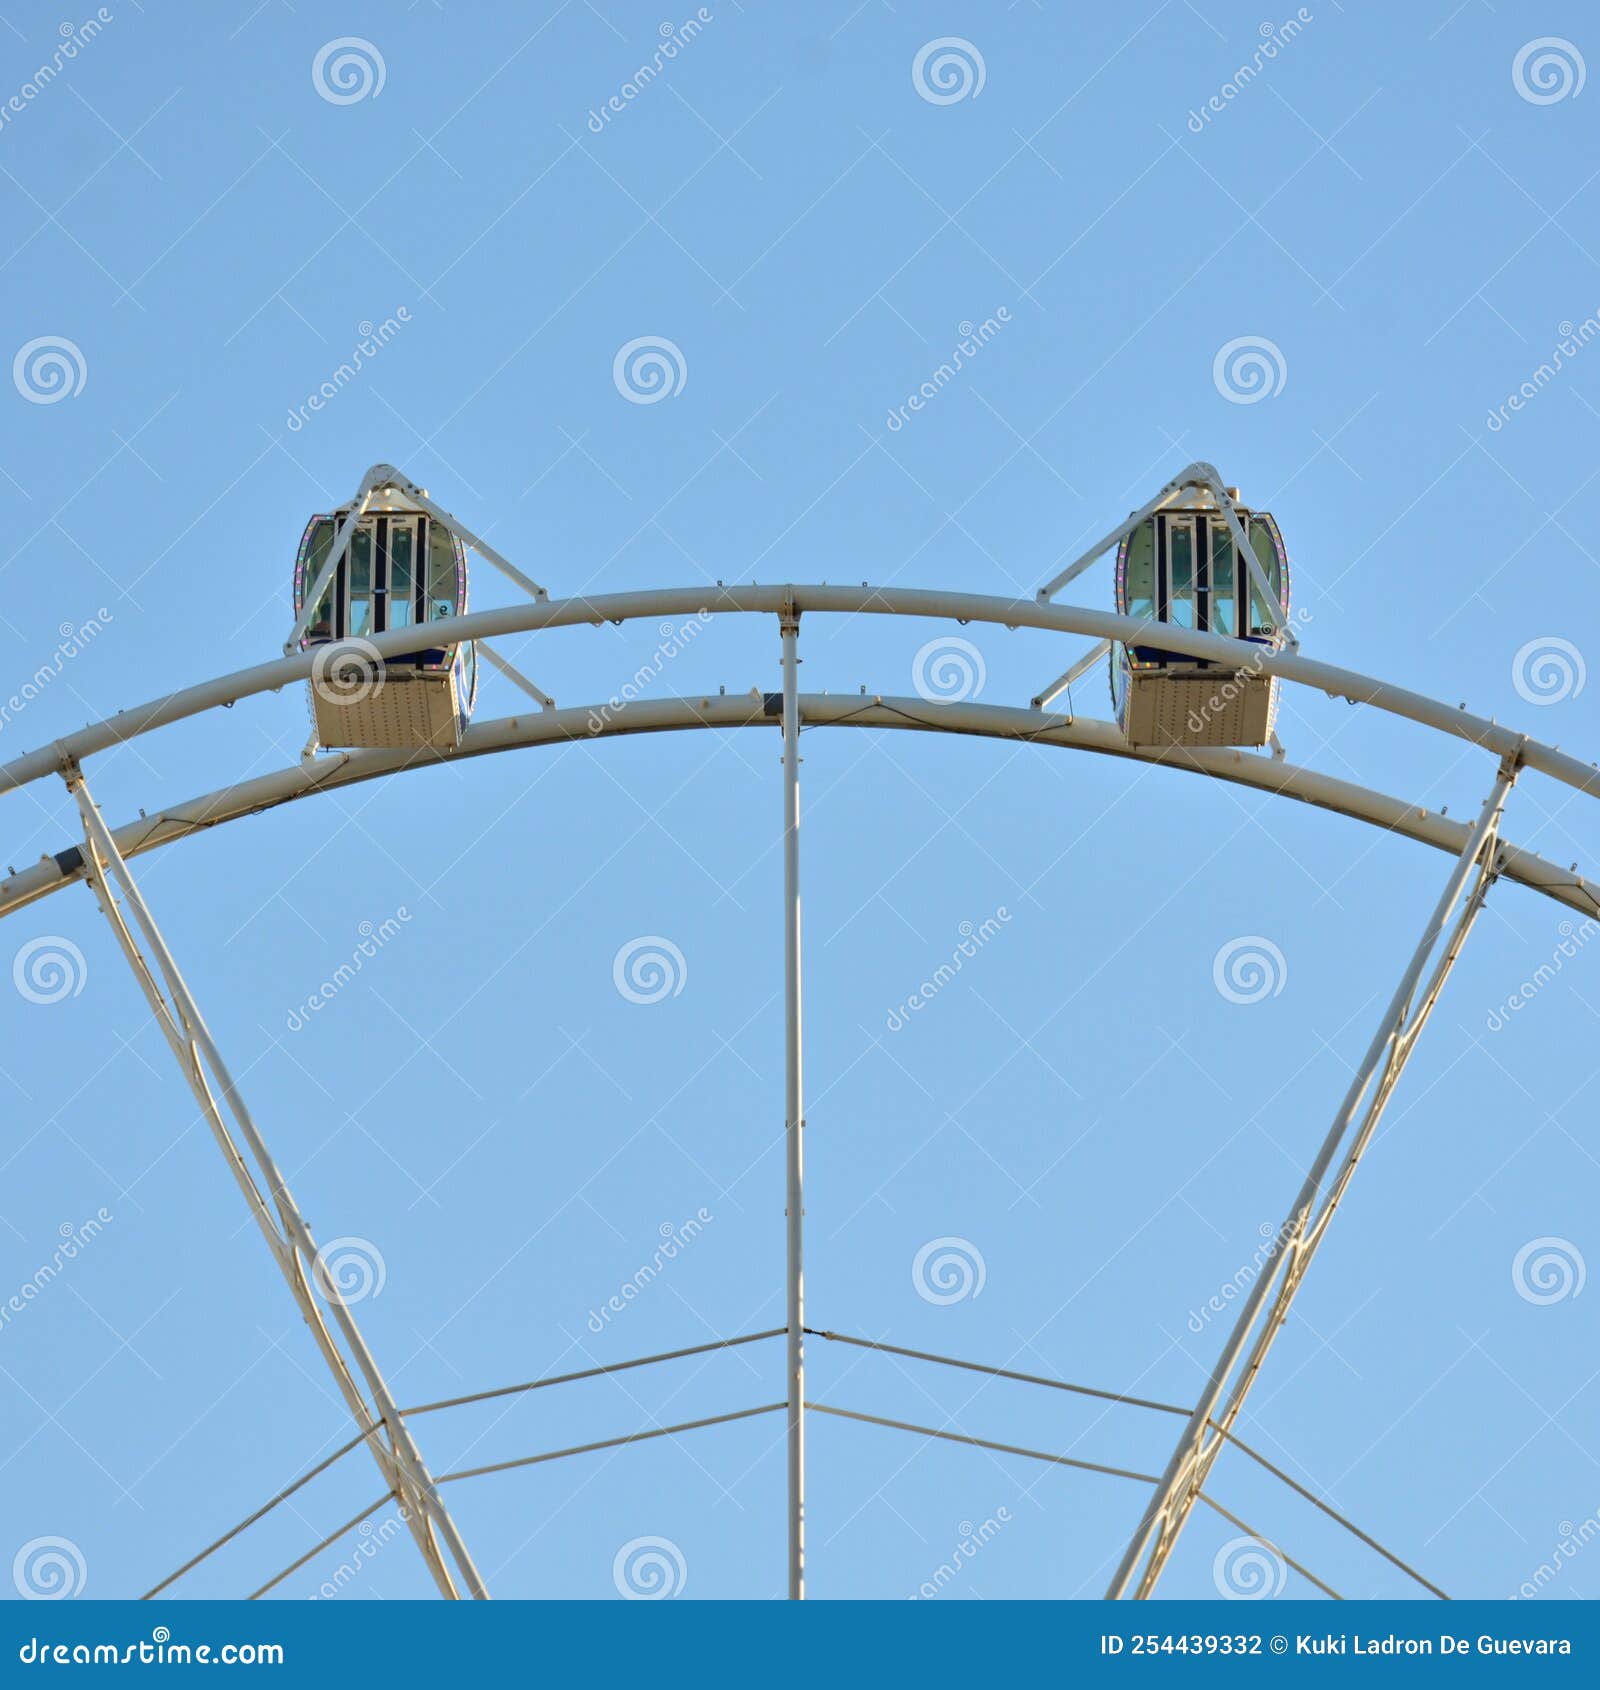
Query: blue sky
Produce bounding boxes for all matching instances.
[1,0,1598,1604]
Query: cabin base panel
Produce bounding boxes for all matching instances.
[311,674,465,752]
[1121,670,1277,750]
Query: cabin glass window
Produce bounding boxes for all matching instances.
[347,526,374,639]
[1209,523,1235,638]
[388,520,416,632]
[1247,520,1282,634]
[1167,518,1195,630]
[1124,525,1155,621]
[302,521,335,639]
[428,523,458,621]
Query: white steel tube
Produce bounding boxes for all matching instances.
[6,587,1600,805]
[395,477,548,603]
[282,492,370,654]
[282,471,383,653]
[1032,638,1111,709]
[1198,471,1288,637]
[780,608,807,1600]
[1036,472,1195,601]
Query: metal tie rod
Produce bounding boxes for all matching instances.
[147,1329,784,1598]
[403,1328,783,1416]
[437,1403,786,1484]
[143,1425,381,1599]
[806,1403,1342,1599]
[807,1329,1446,1597]
[67,766,488,1602]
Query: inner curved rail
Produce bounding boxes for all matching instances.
[2,695,1592,922]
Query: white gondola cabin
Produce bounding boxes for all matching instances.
[1111,489,1289,749]
[292,483,477,751]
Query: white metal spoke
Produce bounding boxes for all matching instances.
[780,603,807,1599]
[66,766,488,1601]
[1107,753,1521,1599]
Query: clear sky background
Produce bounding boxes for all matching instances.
[1,0,1598,1604]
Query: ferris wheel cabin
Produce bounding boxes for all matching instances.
[292,484,478,752]
[1110,490,1290,750]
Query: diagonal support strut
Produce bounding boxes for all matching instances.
[64,764,488,1601]
[1108,748,1522,1598]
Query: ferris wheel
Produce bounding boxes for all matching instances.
[4,458,1593,1602]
